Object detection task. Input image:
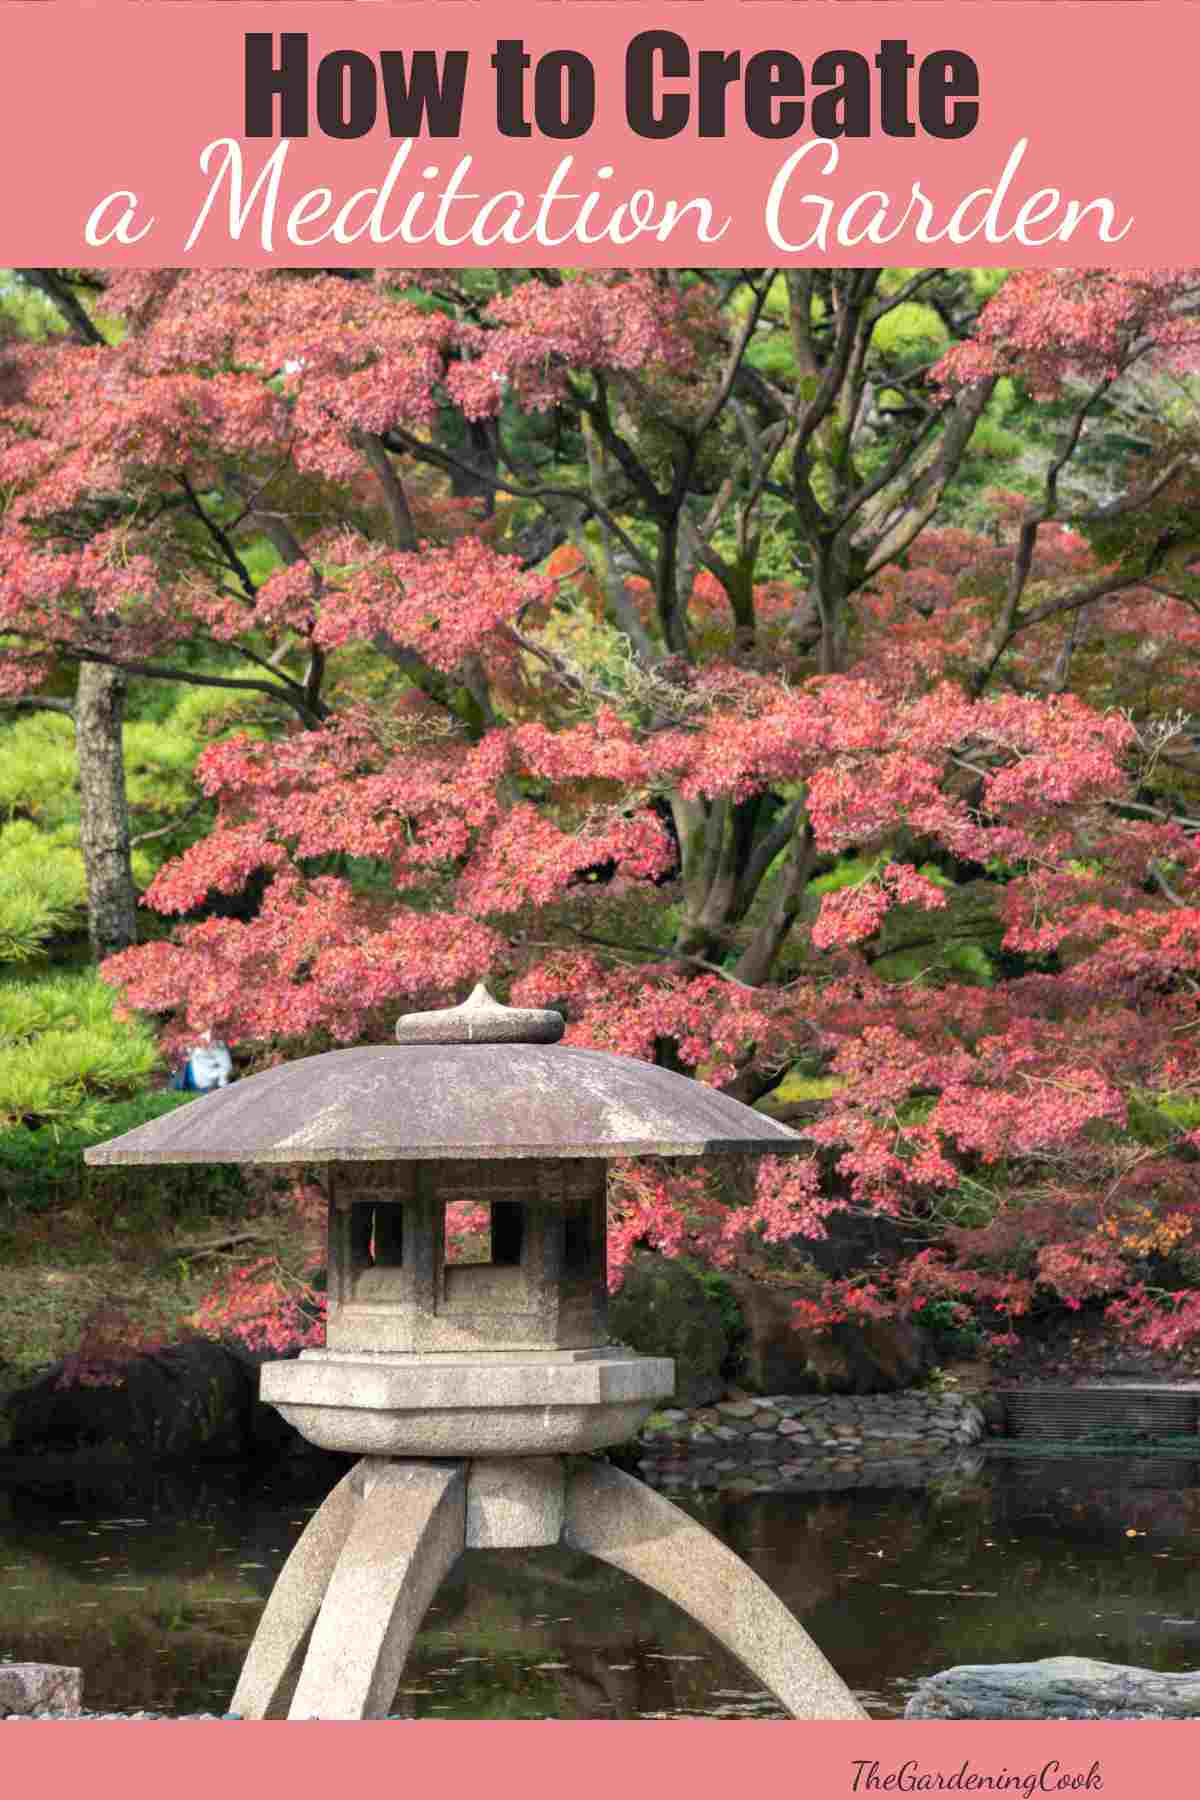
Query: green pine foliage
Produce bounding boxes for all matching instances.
[0,1089,249,1225]
[0,968,163,1127]
[0,666,282,969]
[0,712,79,820]
[0,643,284,1229]
[0,821,89,963]
[0,1090,185,1214]
[0,707,199,877]
[0,970,249,1225]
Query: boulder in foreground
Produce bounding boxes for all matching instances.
[906,1655,1200,1719]
[0,1664,82,1716]
[4,1339,295,1462]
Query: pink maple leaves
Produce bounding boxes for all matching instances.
[447,273,697,419]
[605,1155,837,1291]
[811,864,947,951]
[936,269,1200,396]
[307,533,556,673]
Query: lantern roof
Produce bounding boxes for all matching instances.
[84,985,803,1168]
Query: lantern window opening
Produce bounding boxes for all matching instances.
[378,1206,402,1267]
[440,1197,528,1309]
[444,1197,525,1269]
[352,1202,403,1271]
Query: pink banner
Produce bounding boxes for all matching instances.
[0,1,1188,265]
[0,1718,1194,1796]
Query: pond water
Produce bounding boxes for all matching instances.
[3,1452,1200,1718]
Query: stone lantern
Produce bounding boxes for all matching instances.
[86,985,863,1721]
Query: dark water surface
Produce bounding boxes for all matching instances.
[3,1453,1200,1718]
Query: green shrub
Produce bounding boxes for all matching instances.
[2,706,200,842]
[0,970,249,1225]
[156,668,278,739]
[0,700,221,898]
[0,1090,246,1224]
[609,1252,735,1406]
[681,1258,746,1358]
[917,1297,984,1359]
[0,1091,190,1209]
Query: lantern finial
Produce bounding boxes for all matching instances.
[394,982,565,1046]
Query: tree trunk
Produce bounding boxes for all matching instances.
[75,661,138,960]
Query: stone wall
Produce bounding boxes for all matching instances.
[635,1391,986,1493]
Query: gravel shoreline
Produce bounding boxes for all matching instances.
[4,1711,240,1720]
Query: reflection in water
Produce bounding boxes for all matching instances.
[3,1454,1200,1717]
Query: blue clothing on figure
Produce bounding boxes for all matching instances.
[171,1037,234,1092]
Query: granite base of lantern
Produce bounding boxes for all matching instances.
[260,1346,673,1456]
[230,1451,864,1723]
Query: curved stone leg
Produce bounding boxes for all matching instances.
[563,1459,864,1720]
[287,1459,466,1720]
[232,1459,364,1719]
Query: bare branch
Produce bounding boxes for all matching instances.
[68,647,324,726]
[178,473,257,604]
[0,695,75,717]
[18,270,104,347]
[356,430,418,551]
[129,799,210,846]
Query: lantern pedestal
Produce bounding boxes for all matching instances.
[230,1453,865,1722]
[261,1345,675,1456]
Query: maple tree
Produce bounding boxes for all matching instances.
[4,266,1200,1359]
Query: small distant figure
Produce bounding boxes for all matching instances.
[171,1032,234,1092]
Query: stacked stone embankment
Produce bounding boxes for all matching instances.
[636,1391,986,1493]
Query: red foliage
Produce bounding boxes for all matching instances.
[190,1257,326,1356]
[6,267,1200,1359]
[54,1307,168,1391]
[936,270,1200,397]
